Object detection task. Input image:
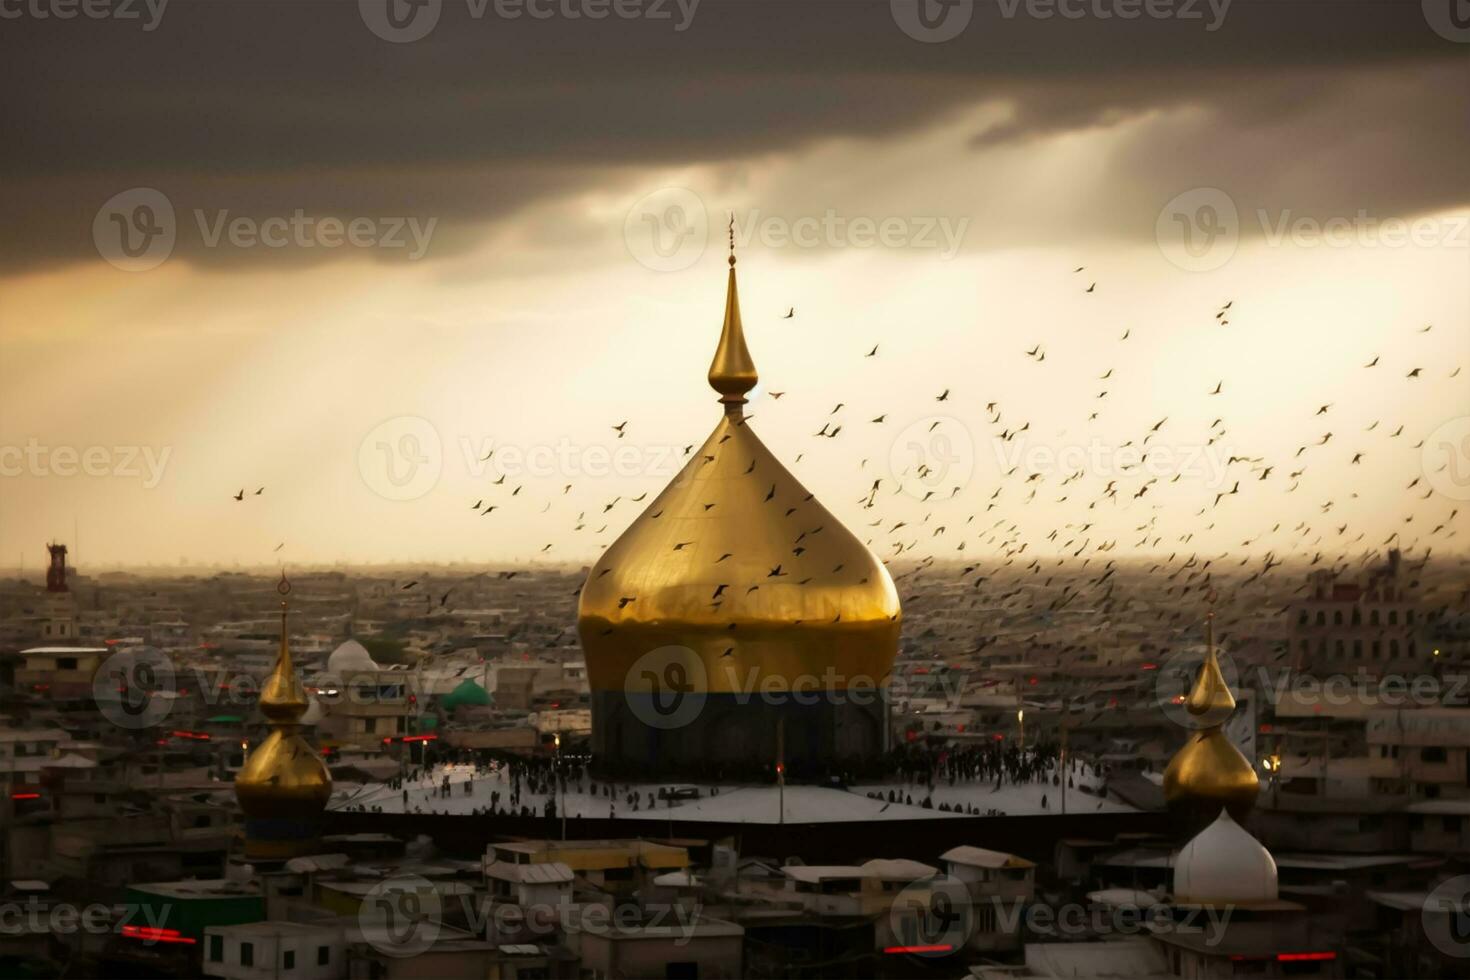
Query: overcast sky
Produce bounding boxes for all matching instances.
[0,1,1466,569]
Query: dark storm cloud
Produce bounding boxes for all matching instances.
[1,0,1464,270]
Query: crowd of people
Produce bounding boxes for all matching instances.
[335,737,1109,818]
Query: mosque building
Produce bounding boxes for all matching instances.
[234,576,332,863]
[577,250,902,780]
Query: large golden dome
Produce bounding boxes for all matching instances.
[577,256,900,699]
[577,254,899,778]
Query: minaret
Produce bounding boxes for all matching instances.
[235,574,332,862]
[45,543,68,593]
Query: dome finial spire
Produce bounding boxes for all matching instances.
[259,570,307,723]
[708,214,757,414]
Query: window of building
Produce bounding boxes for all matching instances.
[240,942,254,967]
[208,935,223,962]
[283,949,295,971]
[317,946,331,966]
[1333,610,1344,626]
[1388,610,1398,625]
[57,657,77,670]
[1422,746,1447,763]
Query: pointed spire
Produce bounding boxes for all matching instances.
[259,571,308,723]
[708,216,757,413]
[1185,600,1235,725]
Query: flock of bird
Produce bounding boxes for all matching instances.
[235,267,1466,644]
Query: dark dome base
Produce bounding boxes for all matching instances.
[589,689,891,784]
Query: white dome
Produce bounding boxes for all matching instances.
[1173,809,1277,905]
[300,696,324,726]
[327,639,379,675]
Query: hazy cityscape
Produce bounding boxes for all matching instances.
[4,1,1469,979]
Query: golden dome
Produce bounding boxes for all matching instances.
[235,578,331,835]
[577,256,901,698]
[1163,608,1258,821]
[1163,728,1260,821]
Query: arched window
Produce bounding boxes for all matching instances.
[1370,609,1380,626]
[1317,611,1327,627]
[1352,608,1361,626]
[1334,610,1344,626]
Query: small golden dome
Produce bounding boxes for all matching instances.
[235,578,331,834]
[1163,606,1258,821]
[1163,728,1260,821]
[578,255,900,697]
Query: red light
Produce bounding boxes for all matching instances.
[883,944,953,955]
[170,730,210,741]
[11,792,41,800]
[1028,676,1038,685]
[402,734,438,743]
[1278,952,1336,962]
[1140,662,1158,670]
[121,925,195,945]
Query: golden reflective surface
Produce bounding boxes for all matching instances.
[235,597,331,825]
[1165,609,1258,819]
[1185,648,1236,728]
[235,728,333,819]
[1163,728,1261,819]
[259,625,309,723]
[578,257,901,694]
[707,258,758,403]
[579,413,901,693]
